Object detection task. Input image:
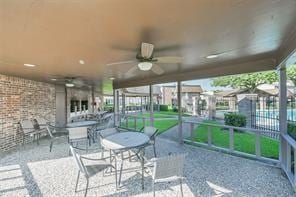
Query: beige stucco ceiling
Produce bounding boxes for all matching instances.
[0,0,296,91]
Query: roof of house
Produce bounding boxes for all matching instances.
[122,86,162,96]
[163,85,203,93]
[215,87,295,97]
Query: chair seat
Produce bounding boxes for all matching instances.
[85,163,111,177]
[52,131,68,138]
[154,176,184,183]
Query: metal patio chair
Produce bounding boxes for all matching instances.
[140,126,159,157]
[98,127,119,158]
[46,123,68,152]
[19,120,43,145]
[68,127,90,152]
[146,154,186,197]
[70,145,113,197]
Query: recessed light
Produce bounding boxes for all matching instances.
[79,60,85,64]
[24,63,36,67]
[206,54,219,59]
[51,78,57,81]
[109,77,115,80]
[65,83,75,87]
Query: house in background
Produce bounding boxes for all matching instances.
[161,84,203,114]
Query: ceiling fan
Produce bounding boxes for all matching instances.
[107,42,182,76]
[50,76,86,88]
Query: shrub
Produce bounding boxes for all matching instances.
[288,122,296,140]
[172,107,178,112]
[224,113,246,128]
[159,104,169,111]
[103,106,114,112]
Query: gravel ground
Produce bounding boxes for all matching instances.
[0,136,294,197]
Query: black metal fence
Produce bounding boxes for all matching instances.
[251,96,296,139]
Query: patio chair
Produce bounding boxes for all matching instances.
[68,127,90,152]
[19,120,43,145]
[34,117,48,129]
[70,145,112,197]
[146,154,186,197]
[98,127,119,158]
[46,123,68,152]
[140,126,159,157]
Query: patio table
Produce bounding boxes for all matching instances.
[66,120,97,128]
[101,131,149,190]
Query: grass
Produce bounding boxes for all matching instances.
[120,117,178,134]
[193,120,279,159]
[137,111,191,118]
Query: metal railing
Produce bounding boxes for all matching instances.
[114,113,151,131]
[183,120,280,166]
[281,134,296,190]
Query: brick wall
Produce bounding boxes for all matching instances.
[0,74,56,151]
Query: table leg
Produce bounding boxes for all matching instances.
[141,148,145,190]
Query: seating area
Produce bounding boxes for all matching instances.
[0,135,294,196]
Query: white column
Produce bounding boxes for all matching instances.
[279,66,287,167]
[149,85,154,126]
[177,81,183,144]
[122,93,126,115]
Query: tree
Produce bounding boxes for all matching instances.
[287,64,296,86]
[212,71,278,93]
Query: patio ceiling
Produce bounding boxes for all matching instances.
[0,0,296,91]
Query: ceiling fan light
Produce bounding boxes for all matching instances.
[65,83,75,87]
[138,62,152,71]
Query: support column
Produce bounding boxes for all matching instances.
[91,87,95,113]
[113,89,117,126]
[177,81,183,144]
[122,93,126,115]
[279,66,287,167]
[140,96,143,113]
[149,85,154,126]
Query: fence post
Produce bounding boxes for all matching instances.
[143,118,146,128]
[287,144,291,173]
[125,116,128,129]
[229,128,234,152]
[190,123,194,142]
[208,126,212,146]
[134,117,137,130]
[294,147,296,184]
[255,131,261,158]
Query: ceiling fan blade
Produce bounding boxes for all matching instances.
[125,66,138,77]
[151,64,164,75]
[154,44,181,52]
[155,56,183,64]
[141,43,154,58]
[72,78,85,86]
[106,60,136,66]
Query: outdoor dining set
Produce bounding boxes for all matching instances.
[17,112,186,197]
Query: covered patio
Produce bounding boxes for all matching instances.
[1,0,296,196]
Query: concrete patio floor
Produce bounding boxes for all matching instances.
[0,136,294,197]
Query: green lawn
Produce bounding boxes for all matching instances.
[120,117,178,134]
[193,121,279,159]
[137,111,191,118]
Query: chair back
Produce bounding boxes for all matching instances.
[46,124,55,138]
[70,145,87,176]
[142,126,158,139]
[152,154,186,180]
[19,120,35,134]
[68,127,88,140]
[35,117,47,128]
[99,128,118,139]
